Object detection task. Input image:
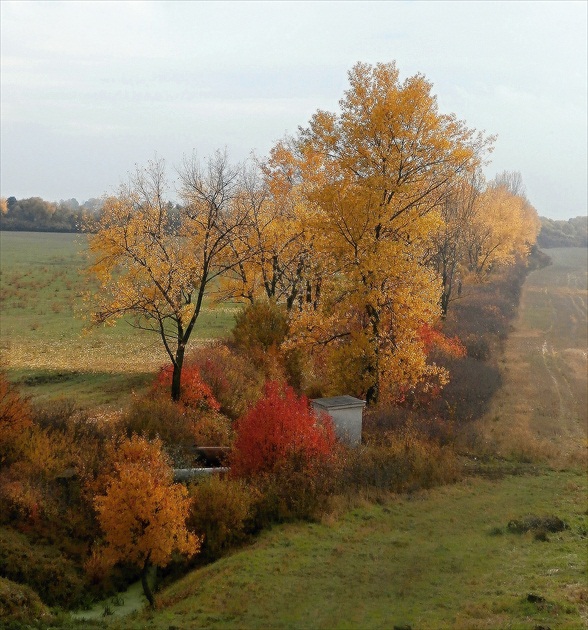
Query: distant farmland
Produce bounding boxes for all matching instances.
[0,231,239,406]
[477,247,588,466]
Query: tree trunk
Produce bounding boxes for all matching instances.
[441,286,450,318]
[171,345,185,402]
[141,556,155,608]
[366,379,379,405]
[365,304,380,405]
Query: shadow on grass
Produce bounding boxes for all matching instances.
[7,368,153,408]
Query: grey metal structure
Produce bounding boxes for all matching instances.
[311,395,365,447]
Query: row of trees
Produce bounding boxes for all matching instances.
[87,62,540,404]
[0,196,102,232]
[537,215,587,248]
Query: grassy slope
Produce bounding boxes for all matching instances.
[0,231,237,407]
[111,469,587,630]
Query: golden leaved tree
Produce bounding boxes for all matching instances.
[280,62,491,403]
[425,169,482,316]
[86,153,250,400]
[93,435,200,606]
[221,144,320,310]
[466,174,541,278]
[426,170,540,316]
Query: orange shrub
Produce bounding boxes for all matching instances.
[419,323,466,358]
[153,364,220,412]
[230,381,335,478]
[0,373,32,465]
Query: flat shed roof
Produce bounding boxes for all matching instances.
[311,395,366,409]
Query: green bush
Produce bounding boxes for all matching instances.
[0,527,86,608]
[123,393,234,466]
[191,411,234,447]
[0,576,51,626]
[187,476,257,560]
[189,344,264,421]
[338,430,461,495]
[123,394,191,444]
[231,301,304,385]
[232,300,288,353]
[252,451,339,524]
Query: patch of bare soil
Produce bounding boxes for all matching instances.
[477,248,588,467]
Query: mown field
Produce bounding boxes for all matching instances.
[0,231,238,408]
[475,247,588,467]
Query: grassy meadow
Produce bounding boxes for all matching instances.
[67,468,586,630]
[0,231,238,407]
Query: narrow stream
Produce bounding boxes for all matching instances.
[70,571,153,622]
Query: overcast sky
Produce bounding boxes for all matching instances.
[1,1,586,220]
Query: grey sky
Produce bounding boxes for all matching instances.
[1,0,586,220]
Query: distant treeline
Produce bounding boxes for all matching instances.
[538,216,587,248]
[0,196,102,232]
[2,196,586,249]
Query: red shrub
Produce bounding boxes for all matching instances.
[418,323,466,358]
[230,381,335,478]
[154,364,221,412]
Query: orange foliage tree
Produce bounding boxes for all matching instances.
[0,372,32,466]
[93,435,200,606]
[230,381,335,478]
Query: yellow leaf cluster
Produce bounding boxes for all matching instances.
[94,435,200,570]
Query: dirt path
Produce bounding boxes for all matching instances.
[479,248,587,466]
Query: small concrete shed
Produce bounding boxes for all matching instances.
[311,395,366,447]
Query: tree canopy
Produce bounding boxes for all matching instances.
[85,61,541,404]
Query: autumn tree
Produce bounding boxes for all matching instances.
[279,62,491,403]
[93,435,200,606]
[426,170,482,316]
[425,170,541,316]
[465,174,540,278]
[221,145,318,310]
[86,152,250,400]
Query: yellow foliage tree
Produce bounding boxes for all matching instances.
[466,174,541,278]
[425,170,482,316]
[281,62,491,402]
[93,435,200,606]
[221,145,319,310]
[86,153,250,400]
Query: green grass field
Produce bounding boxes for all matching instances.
[74,468,583,630]
[0,231,239,407]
